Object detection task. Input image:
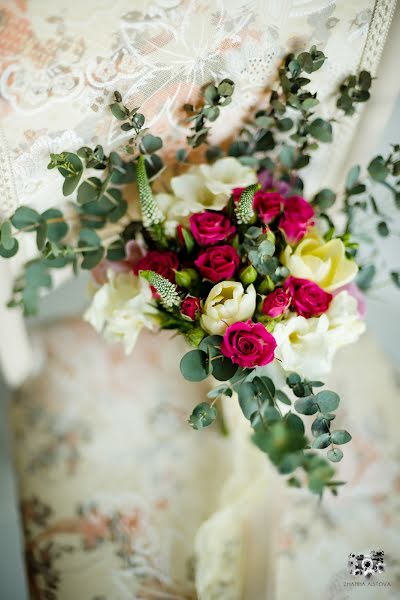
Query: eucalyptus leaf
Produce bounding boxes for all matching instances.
[180,350,210,382]
[188,402,217,429]
[330,430,352,445]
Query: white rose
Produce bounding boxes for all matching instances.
[84,271,156,354]
[171,157,257,212]
[273,291,365,379]
[200,157,257,200]
[201,282,256,335]
[171,168,221,210]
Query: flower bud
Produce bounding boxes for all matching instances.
[175,269,197,288]
[239,265,258,285]
[258,276,275,294]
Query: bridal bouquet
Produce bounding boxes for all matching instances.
[1,47,399,496]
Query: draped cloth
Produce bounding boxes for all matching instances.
[1,1,400,598]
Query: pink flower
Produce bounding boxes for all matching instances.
[133,250,179,283]
[253,191,284,223]
[194,245,240,283]
[262,287,291,318]
[232,187,245,202]
[190,211,236,246]
[221,320,277,368]
[284,276,332,318]
[279,195,314,243]
[258,170,291,195]
[335,282,367,319]
[181,296,201,320]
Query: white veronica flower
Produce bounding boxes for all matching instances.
[201,281,256,335]
[84,271,156,354]
[273,291,366,379]
[171,157,257,212]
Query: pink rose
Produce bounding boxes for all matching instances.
[279,195,314,243]
[221,320,277,368]
[262,287,291,318]
[190,211,236,246]
[253,191,284,223]
[232,187,245,202]
[194,245,240,283]
[284,276,332,318]
[133,249,179,283]
[181,296,201,320]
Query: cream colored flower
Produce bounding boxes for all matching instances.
[282,229,358,291]
[200,157,257,199]
[171,157,257,212]
[273,291,365,379]
[201,282,256,335]
[84,271,156,354]
[155,192,191,236]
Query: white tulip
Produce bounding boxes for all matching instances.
[273,291,365,379]
[201,282,256,335]
[84,271,156,354]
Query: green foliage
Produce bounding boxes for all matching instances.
[184,78,235,150]
[188,402,217,429]
[235,184,260,224]
[337,70,372,115]
[180,349,210,382]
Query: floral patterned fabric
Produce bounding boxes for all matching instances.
[10,321,400,599]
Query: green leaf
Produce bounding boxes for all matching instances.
[79,229,101,248]
[368,156,389,182]
[315,390,340,412]
[217,79,234,97]
[0,238,19,258]
[181,228,195,254]
[311,414,333,437]
[327,448,343,462]
[204,84,218,104]
[189,402,217,430]
[312,189,336,210]
[276,390,291,405]
[308,118,332,143]
[297,52,314,73]
[140,134,163,154]
[285,413,305,434]
[294,396,318,415]
[207,385,232,399]
[377,221,389,237]
[41,209,68,242]
[279,451,304,474]
[81,247,104,269]
[212,356,238,381]
[11,206,41,230]
[356,264,376,290]
[0,221,13,250]
[330,430,352,445]
[358,70,372,91]
[110,103,128,120]
[36,221,48,251]
[287,373,301,387]
[390,271,400,288]
[279,145,295,168]
[253,376,275,403]
[238,382,258,419]
[180,349,210,382]
[301,97,319,111]
[63,174,82,196]
[346,165,361,190]
[312,433,331,449]
[77,178,101,204]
